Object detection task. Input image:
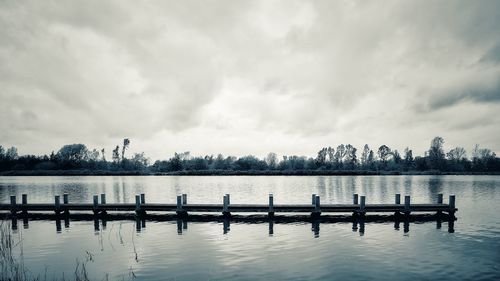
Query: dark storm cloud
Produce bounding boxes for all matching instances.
[428,76,500,110]
[480,42,500,64]
[1,0,499,158]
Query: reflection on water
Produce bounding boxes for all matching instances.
[1,175,500,281]
[8,214,456,237]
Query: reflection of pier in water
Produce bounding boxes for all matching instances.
[3,191,457,236]
[6,213,456,237]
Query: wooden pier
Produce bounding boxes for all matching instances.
[1,193,457,218]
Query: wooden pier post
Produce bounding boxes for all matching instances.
[225,194,230,205]
[62,193,69,215]
[223,194,230,217]
[11,217,18,231]
[448,218,455,233]
[394,218,400,230]
[358,219,365,236]
[21,194,27,215]
[94,218,100,232]
[312,194,317,205]
[312,220,320,237]
[0,192,458,218]
[23,217,29,229]
[175,219,182,234]
[100,194,107,215]
[268,193,274,217]
[352,193,359,217]
[54,195,61,215]
[359,196,366,216]
[135,195,141,212]
[140,193,145,204]
[176,195,187,217]
[223,218,230,234]
[312,195,321,217]
[404,218,410,233]
[135,195,144,216]
[93,195,99,215]
[404,195,411,215]
[436,218,442,229]
[56,218,62,233]
[176,195,182,212]
[10,195,17,215]
[394,193,401,217]
[436,193,443,216]
[449,195,456,217]
[64,217,70,228]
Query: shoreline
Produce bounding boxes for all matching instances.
[1,169,499,176]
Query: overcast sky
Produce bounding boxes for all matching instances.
[1,0,499,160]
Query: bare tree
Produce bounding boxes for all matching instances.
[404,147,414,169]
[121,138,130,162]
[316,148,328,166]
[344,144,357,168]
[447,147,467,161]
[428,136,445,169]
[361,144,370,166]
[5,147,18,160]
[377,145,391,164]
[265,152,278,169]
[112,145,120,163]
[326,147,335,164]
[335,144,346,164]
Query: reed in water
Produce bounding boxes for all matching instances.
[0,221,136,281]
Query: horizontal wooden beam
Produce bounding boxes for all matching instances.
[0,203,456,213]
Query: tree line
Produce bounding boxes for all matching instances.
[0,137,499,174]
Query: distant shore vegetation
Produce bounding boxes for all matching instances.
[0,137,499,176]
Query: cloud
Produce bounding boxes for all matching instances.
[1,0,500,158]
[427,72,500,110]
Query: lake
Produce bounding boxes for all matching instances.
[1,175,499,281]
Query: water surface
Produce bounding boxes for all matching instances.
[1,175,499,280]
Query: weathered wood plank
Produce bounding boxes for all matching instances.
[0,194,457,215]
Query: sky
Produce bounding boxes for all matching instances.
[1,0,499,160]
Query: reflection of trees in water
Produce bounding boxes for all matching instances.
[315,176,327,201]
[173,176,182,200]
[334,177,343,201]
[427,176,444,203]
[467,177,499,201]
[402,176,413,196]
[428,176,444,190]
[113,179,121,203]
[325,176,335,201]
[359,176,375,202]
[60,181,88,203]
[345,176,356,201]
